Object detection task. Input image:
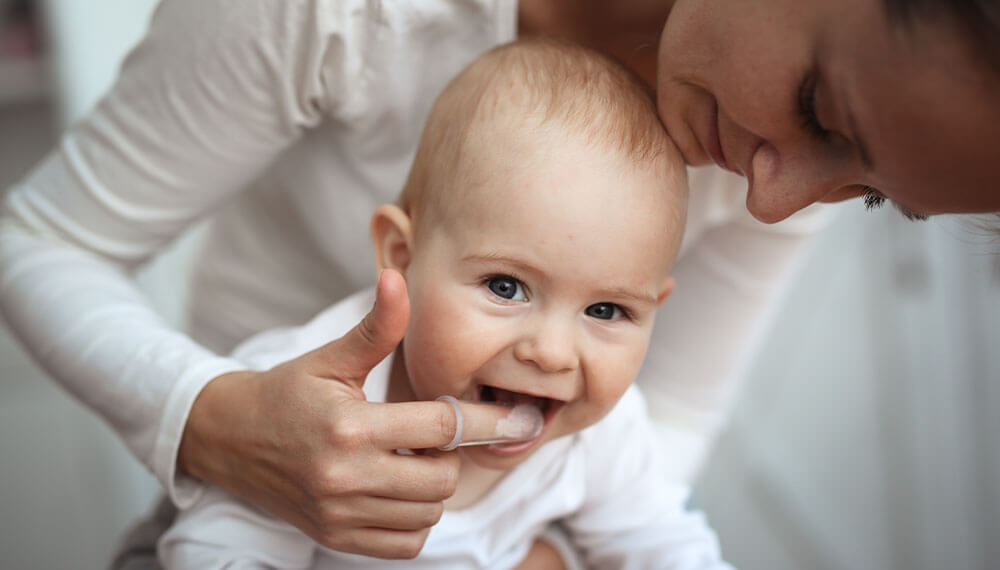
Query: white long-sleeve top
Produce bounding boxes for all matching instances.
[160,288,734,570]
[0,0,825,509]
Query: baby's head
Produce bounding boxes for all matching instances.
[371,39,687,470]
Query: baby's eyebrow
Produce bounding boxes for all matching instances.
[461,253,538,274]
[594,286,658,306]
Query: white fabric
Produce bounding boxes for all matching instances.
[159,288,734,570]
[0,0,827,509]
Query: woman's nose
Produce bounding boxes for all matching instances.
[744,141,858,223]
[512,317,579,374]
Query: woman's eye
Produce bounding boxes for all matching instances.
[798,68,831,141]
[585,303,623,320]
[486,276,526,301]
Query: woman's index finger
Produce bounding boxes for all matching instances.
[365,399,543,450]
[364,400,461,450]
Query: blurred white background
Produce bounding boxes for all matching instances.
[0,1,997,569]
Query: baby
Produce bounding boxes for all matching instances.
[159,39,731,569]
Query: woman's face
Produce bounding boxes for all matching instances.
[656,0,1000,222]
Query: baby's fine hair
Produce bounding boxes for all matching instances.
[400,38,675,219]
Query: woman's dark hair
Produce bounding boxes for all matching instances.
[885,0,1000,73]
[886,1,1000,239]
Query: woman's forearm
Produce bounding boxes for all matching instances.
[0,210,244,505]
[0,0,349,503]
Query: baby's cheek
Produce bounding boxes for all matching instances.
[555,407,606,435]
[560,387,633,437]
[570,361,642,421]
[594,357,643,396]
[405,300,496,395]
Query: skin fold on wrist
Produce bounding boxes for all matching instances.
[178,370,258,483]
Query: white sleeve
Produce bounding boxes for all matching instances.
[637,167,831,483]
[565,388,735,570]
[158,299,368,570]
[158,486,316,570]
[0,0,366,507]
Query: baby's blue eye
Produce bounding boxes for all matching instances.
[585,303,621,320]
[487,276,526,301]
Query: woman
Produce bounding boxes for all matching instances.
[1,0,997,563]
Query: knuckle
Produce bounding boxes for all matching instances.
[328,415,370,450]
[435,464,460,499]
[436,404,458,443]
[421,502,445,527]
[306,466,355,498]
[395,533,429,559]
[315,530,345,551]
[356,313,379,348]
[316,500,349,528]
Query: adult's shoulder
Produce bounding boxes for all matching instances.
[135,1,510,122]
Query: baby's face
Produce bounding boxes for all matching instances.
[399,131,684,471]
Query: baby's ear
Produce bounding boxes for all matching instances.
[656,277,675,306]
[370,204,414,274]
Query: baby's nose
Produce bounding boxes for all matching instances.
[512,318,578,374]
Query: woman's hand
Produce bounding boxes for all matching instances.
[178,270,484,559]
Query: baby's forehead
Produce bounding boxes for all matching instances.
[454,118,684,202]
[434,130,685,235]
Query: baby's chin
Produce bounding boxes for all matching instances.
[458,437,547,472]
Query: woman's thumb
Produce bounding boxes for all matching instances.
[313,269,410,388]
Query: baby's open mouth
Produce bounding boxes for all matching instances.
[479,384,549,409]
[477,384,563,424]
[472,385,563,454]
[461,385,563,455]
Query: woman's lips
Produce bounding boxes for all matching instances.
[706,100,737,174]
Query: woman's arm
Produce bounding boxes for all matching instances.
[0,0,352,504]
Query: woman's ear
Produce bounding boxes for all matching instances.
[657,277,675,306]
[370,204,415,274]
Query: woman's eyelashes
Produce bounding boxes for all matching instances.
[863,187,886,211]
[862,187,928,221]
[485,275,527,301]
